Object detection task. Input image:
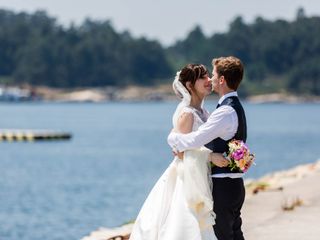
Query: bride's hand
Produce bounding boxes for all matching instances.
[171,150,184,160]
[177,152,184,160]
[210,153,229,167]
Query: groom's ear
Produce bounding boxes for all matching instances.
[219,75,225,85]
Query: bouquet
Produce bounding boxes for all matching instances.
[224,139,255,172]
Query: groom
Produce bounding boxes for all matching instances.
[168,56,247,240]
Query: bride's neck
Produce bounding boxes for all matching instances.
[189,97,203,111]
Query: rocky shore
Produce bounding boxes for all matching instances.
[243,160,320,240]
[82,160,320,240]
[31,85,178,102]
[246,93,320,104]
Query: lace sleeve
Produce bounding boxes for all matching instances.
[176,110,194,134]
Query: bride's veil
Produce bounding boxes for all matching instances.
[172,71,205,129]
[172,71,191,129]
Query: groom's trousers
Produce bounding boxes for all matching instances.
[212,177,245,240]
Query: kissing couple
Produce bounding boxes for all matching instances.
[130,56,247,240]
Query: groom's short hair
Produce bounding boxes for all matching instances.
[212,56,244,90]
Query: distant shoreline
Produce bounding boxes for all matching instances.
[246,93,320,104]
[1,84,320,103]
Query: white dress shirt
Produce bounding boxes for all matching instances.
[167,91,244,178]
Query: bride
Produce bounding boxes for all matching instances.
[130,64,218,240]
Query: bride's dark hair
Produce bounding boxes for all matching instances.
[179,64,208,93]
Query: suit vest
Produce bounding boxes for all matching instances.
[205,96,247,174]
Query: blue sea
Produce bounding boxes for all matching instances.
[0,101,319,240]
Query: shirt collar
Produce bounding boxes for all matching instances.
[218,91,238,105]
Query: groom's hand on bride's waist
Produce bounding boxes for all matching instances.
[209,152,229,167]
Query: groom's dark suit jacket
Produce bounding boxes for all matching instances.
[205,96,247,175]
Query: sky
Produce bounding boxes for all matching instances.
[0,0,320,46]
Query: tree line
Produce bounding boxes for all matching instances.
[0,8,319,95]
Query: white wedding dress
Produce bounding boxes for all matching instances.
[129,106,217,240]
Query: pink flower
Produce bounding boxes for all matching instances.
[232,149,244,161]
